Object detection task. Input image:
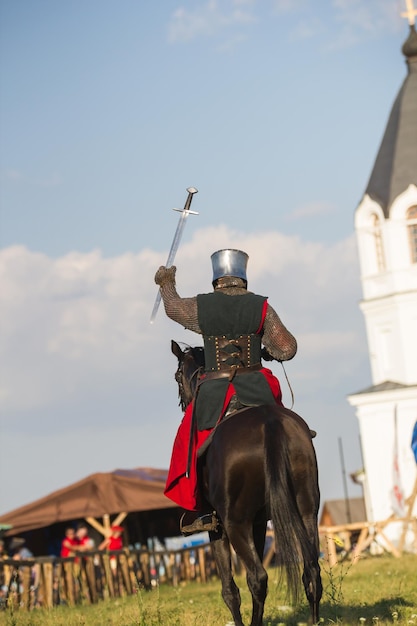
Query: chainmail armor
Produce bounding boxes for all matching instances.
[155,267,297,361]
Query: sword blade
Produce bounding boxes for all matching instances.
[150,187,198,323]
[166,207,190,268]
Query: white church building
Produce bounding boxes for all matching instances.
[348,11,417,548]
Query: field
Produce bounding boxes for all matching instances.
[1,554,416,626]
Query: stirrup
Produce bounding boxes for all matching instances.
[180,512,219,536]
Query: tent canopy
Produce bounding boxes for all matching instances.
[0,468,176,536]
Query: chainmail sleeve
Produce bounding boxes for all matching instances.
[262,304,297,361]
[159,277,202,334]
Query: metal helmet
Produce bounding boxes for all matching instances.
[211,249,249,283]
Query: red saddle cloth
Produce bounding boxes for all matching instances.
[164,368,282,511]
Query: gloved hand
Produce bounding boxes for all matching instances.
[154,265,176,286]
[261,347,275,362]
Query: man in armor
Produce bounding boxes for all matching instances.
[155,249,297,534]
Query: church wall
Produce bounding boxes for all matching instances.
[349,389,417,545]
[359,292,417,385]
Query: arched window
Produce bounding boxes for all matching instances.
[371,213,385,272]
[407,206,417,263]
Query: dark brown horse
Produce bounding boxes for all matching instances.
[172,340,322,626]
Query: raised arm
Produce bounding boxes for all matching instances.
[154,266,201,334]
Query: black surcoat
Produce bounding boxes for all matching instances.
[195,292,277,430]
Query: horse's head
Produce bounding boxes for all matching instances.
[171,340,205,412]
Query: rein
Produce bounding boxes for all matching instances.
[176,359,203,411]
[189,366,202,393]
[280,361,295,410]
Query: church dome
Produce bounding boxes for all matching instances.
[363,24,417,217]
[402,23,417,58]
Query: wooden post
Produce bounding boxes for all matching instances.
[183,550,191,581]
[198,547,206,583]
[351,526,369,564]
[63,560,75,605]
[127,552,138,591]
[55,562,65,605]
[20,564,31,609]
[85,512,127,541]
[322,532,338,568]
[84,556,98,604]
[40,561,54,608]
[119,552,132,595]
[398,475,417,553]
[139,550,151,588]
[101,553,115,598]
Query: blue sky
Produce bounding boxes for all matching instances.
[0,0,411,517]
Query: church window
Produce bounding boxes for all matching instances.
[407,206,417,263]
[371,213,385,272]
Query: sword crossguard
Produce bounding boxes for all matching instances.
[173,208,198,215]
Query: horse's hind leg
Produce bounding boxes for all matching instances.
[227,522,268,626]
[210,532,244,626]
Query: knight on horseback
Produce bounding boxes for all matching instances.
[155,248,298,535]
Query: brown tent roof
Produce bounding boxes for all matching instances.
[0,467,176,536]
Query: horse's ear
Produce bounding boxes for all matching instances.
[171,340,183,360]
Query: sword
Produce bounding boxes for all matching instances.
[150,187,198,323]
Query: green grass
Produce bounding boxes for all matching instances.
[1,554,416,625]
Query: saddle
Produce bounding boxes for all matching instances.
[196,396,317,460]
[197,395,248,458]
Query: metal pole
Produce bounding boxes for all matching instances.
[338,436,352,524]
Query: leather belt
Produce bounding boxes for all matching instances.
[199,363,262,384]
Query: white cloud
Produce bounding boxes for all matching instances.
[1,169,63,187]
[167,0,401,48]
[324,0,403,49]
[3,169,23,181]
[0,246,162,412]
[332,0,400,32]
[168,0,257,44]
[285,202,335,221]
[288,17,325,42]
[0,227,363,411]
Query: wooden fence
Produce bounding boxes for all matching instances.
[319,516,417,567]
[3,518,416,610]
[0,543,217,610]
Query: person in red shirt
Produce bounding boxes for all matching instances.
[76,524,94,551]
[60,527,78,557]
[99,525,123,571]
[99,525,123,551]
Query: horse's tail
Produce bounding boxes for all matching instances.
[264,415,312,604]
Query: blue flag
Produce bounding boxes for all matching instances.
[412,421,417,465]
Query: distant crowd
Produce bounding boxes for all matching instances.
[60,523,123,557]
[0,523,125,607]
[0,523,124,561]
